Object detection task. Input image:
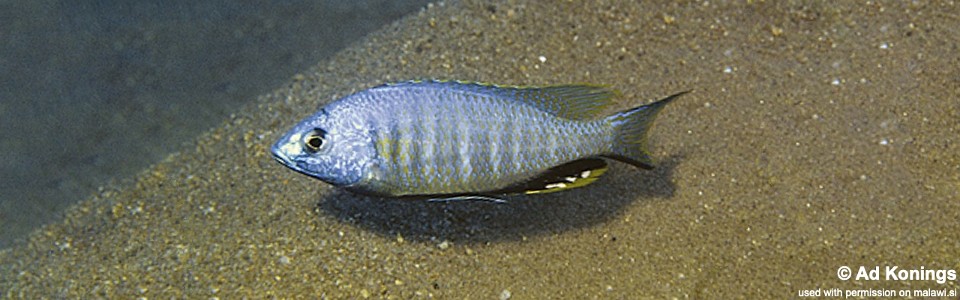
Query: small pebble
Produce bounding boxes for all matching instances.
[500,289,512,300]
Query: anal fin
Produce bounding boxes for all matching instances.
[498,158,609,195]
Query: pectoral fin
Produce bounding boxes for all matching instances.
[426,195,508,204]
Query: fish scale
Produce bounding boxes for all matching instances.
[374,87,595,195]
[271,80,685,199]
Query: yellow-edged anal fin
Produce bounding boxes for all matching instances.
[524,166,607,194]
[497,158,609,195]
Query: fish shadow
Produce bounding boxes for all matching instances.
[316,154,682,245]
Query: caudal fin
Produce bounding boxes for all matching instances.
[604,91,688,169]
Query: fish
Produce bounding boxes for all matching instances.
[271,80,685,201]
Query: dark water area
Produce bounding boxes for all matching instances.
[0,0,434,248]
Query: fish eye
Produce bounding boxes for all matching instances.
[302,128,327,153]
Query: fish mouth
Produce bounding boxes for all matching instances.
[270,146,317,179]
[270,146,295,168]
[270,149,326,183]
[271,153,289,166]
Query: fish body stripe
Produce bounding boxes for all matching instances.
[510,108,523,171]
[362,84,612,195]
[418,100,431,185]
[455,93,471,190]
[488,106,501,179]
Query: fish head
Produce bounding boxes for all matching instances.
[271,105,375,187]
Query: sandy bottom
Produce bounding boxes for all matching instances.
[2,1,957,298]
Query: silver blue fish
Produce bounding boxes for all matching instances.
[271,80,685,200]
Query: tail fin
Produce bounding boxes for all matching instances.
[604,91,688,169]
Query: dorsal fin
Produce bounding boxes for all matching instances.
[385,80,619,120]
[496,158,609,195]
[507,85,618,120]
